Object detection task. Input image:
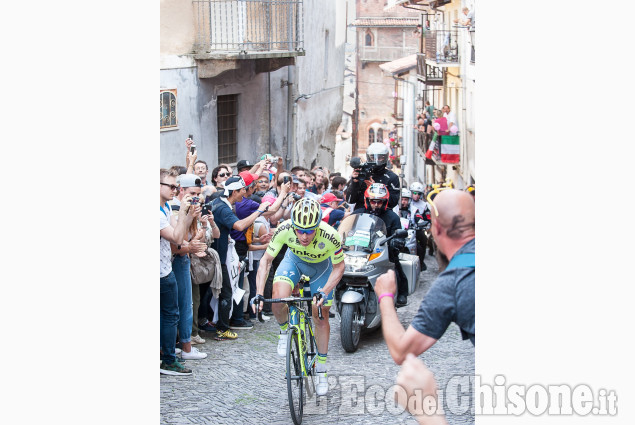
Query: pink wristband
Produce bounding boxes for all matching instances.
[378,293,394,304]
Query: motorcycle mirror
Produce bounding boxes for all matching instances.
[395,229,408,239]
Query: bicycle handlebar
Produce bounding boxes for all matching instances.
[263,297,324,320]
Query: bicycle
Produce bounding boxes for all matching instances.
[259,274,323,425]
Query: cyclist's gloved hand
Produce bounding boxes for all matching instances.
[313,290,327,307]
[251,294,265,313]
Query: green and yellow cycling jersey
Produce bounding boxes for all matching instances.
[267,219,345,264]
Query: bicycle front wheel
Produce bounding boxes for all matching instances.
[287,328,304,425]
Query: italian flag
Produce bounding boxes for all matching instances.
[440,135,460,163]
[425,132,437,159]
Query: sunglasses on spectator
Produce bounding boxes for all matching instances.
[294,227,316,235]
[160,183,179,191]
[217,172,229,177]
[257,180,268,184]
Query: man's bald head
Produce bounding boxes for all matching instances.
[432,189,475,240]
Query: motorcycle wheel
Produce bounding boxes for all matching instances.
[340,303,362,353]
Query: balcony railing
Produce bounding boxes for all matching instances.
[193,0,304,55]
[359,45,417,62]
[423,30,460,65]
[416,53,443,85]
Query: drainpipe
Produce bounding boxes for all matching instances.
[268,71,272,155]
[392,74,419,186]
[286,65,296,170]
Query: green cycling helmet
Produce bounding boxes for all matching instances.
[291,198,322,230]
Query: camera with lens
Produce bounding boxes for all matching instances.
[190,196,200,205]
[349,156,377,181]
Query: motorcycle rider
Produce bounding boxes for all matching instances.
[394,188,414,220]
[346,142,400,211]
[408,182,432,271]
[353,183,410,307]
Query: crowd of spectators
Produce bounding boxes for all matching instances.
[159,137,474,381]
[159,139,353,375]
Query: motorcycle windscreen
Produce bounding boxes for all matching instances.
[338,213,387,253]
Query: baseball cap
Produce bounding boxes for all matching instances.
[177,174,202,188]
[236,160,253,171]
[321,193,343,204]
[239,171,259,187]
[224,176,246,192]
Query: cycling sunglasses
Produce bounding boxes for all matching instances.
[293,227,316,235]
[411,191,422,195]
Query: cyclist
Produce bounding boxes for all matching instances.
[251,198,345,396]
[409,182,432,271]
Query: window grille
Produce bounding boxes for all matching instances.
[160,89,177,129]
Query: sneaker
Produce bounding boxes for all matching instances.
[260,313,271,322]
[396,295,407,307]
[316,372,328,396]
[180,346,207,360]
[175,348,182,355]
[216,329,238,340]
[160,360,192,376]
[421,261,427,271]
[277,331,288,357]
[199,322,217,333]
[230,319,254,330]
[191,335,206,345]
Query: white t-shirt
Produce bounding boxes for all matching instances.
[250,217,270,262]
[160,202,173,278]
[444,111,458,129]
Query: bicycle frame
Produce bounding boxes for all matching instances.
[288,286,317,378]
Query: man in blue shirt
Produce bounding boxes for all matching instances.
[375,189,475,364]
[210,176,271,340]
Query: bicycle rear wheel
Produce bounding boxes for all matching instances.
[287,328,304,424]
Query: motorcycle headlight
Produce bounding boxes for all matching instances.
[344,254,376,273]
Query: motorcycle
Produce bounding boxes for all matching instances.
[333,214,421,353]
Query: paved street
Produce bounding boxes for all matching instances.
[161,255,475,425]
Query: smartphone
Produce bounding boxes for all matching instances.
[189,135,195,154]
[283,176,291,184]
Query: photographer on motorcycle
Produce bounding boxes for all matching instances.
[353,183,410,307]
[345,142,400,211]
[408,182,432,271]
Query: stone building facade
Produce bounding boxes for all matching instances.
[351,0,420,160]
[160,0,345,172]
